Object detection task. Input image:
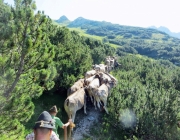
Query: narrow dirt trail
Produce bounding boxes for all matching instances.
[70,101,103,140]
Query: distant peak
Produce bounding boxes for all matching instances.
[158,26,170,32]
[75,17,86,20]
[58,15,69,20]
[56,15,70,23]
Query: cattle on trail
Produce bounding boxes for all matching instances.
[67,79,85,96]
[84,70,97,79]
[105,56,122,72]
[110,58,115,70]
[94,80,116,114]
[86,77,100,109]
[84,75,96,86]
[104,72,118,84]
[97,72,112,85]
[92,64,108,73]
[105,57,111,72]
[64,88,87,123]
[64,56,119,129]
[105,56,115,72]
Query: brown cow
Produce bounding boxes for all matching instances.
[94,80,116,114]
[86,77,100,109]
[64,88,87,123]
[67,79,85,96]
[84,70,97,79]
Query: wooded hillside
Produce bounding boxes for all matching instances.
[0,1,179,139]
[0,1,114,139]
[57,16,180,66]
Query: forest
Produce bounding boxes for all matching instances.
[57,16,180,66]
[0,0,179,140]
[86,55,180,140]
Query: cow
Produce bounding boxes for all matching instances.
[84,70,97,79]
[94,83,109,114]
[86,77,100,109]
[84,75,96,86]
[99,64,108,73]
[97,72,112,85]
[104,72,118,84]
[110,58,115,70]
[105,56,116,72]
[64,88,87,123]
[105,58,111,72]
[94,80,116,114]
[84,75,98,103]
[92,64,101,72]
[92,64,108,73]
[67,79,85,96]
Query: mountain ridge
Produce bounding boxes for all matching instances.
[148,26,180,39]
[55,16,180,66]
[55,15,70,24]
[56,16,180,39]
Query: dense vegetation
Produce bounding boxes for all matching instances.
[0,0,114,139]
[87,55,180,140]
[0,1,179,139]
[57,16,180,65]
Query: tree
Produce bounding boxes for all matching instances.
[0,0,56,139]
[92,55,180,140]
[50,28,93,89]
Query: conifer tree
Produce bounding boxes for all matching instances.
[0,0,56,139]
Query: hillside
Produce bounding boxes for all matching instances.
[56,16,180,66]
[149,26,180,39]
[1,1,180,139]
[55,15,70,25]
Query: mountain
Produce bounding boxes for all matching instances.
[68,17,112,27]
[55,15,70,24]
[54,16,180,66]
[149,26,180,39]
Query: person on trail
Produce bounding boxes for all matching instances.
[25,111,60,140]
[49,105,72,138]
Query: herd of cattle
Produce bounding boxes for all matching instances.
[64,56,121,123]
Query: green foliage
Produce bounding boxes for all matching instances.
[49,27,93,89]
[0,1,116,138]
[0,0,56,139]
[1,1,180,139]
[24,93,67,140]
[65,17,180,65]
[90,55,180,139]
[49,27,115,89]
[84,38,115,64]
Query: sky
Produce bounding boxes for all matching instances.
[4,0,180,33]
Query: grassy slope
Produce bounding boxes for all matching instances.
[68,27,120,48]
[53,21,121,49]
[55,22,176,51]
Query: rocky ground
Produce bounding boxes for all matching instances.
[70,100,103,140]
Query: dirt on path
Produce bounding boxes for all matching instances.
[70,101,103,140]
